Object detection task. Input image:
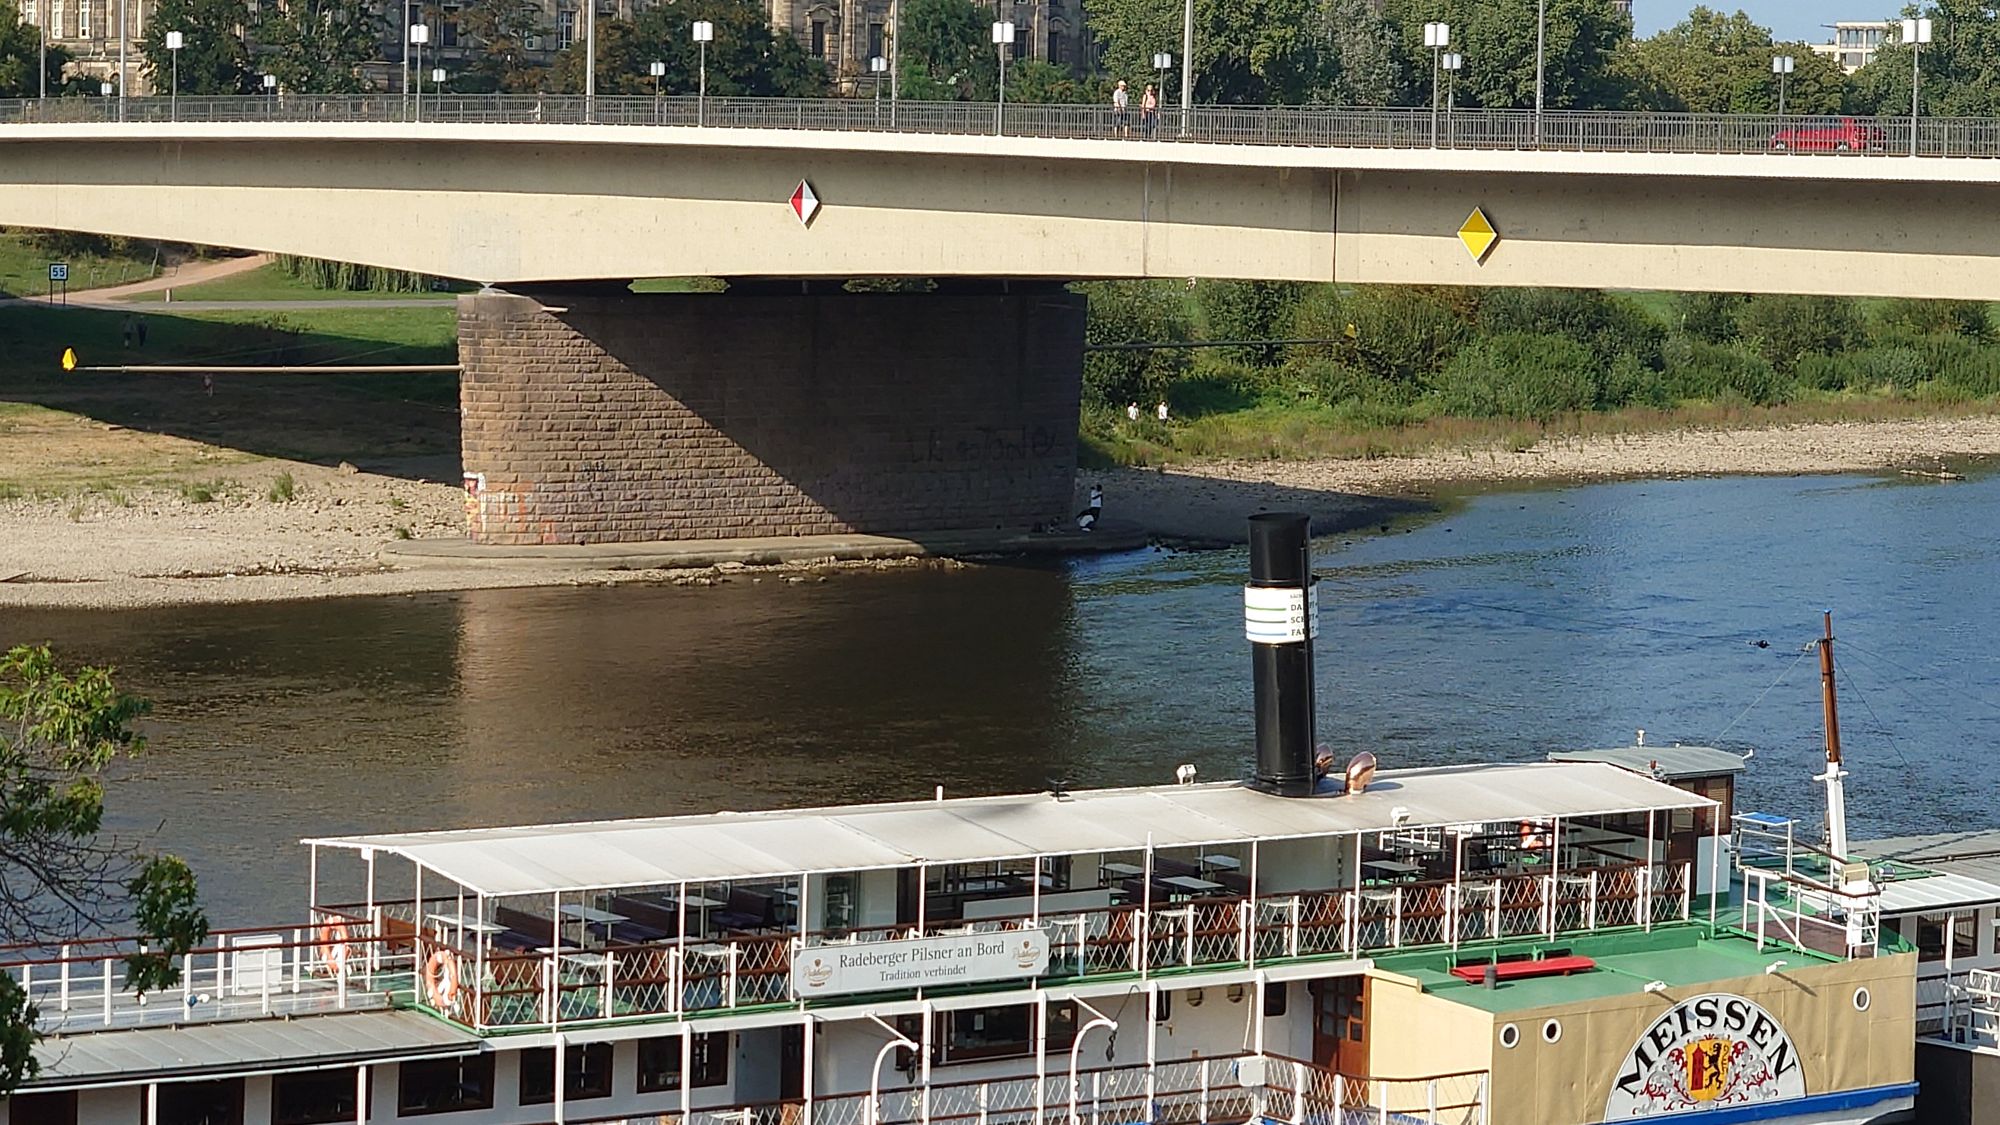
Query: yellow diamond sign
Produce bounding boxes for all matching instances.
[1458,207,1498,263]
[60,347,77,372]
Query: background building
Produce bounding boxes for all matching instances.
[21,0,156,92]
[1812,20,1891,74]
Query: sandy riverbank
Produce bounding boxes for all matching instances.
[3,416,1997,610]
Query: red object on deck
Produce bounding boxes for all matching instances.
[1448,955,1596,983]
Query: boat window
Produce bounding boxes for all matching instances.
[397,1056,495,1116]
[159,1080,244,1125]
[9,1092,76,1125]
[638,1032,731,1092]
[936,1001,1079,1064]
[520,1043,615,1105]
[272,1069,363,1125]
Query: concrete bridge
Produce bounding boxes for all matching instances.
[8,97,2000,546]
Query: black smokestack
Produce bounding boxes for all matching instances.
[1247,512,1317,797]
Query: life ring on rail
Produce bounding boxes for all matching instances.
[424,949,464,1014]
[318,922,351,976]
[1519,821,1549,851]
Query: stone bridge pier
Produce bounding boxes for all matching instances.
[456,284,1085,545]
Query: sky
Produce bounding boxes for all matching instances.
[1635,0,1843,43]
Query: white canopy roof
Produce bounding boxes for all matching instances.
[305,761,1711,898]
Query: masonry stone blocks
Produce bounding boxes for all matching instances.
[457,288,1085,545]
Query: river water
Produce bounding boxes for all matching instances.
[9,471,2000,925]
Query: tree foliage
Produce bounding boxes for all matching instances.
[454,0,548,90]
[1848,0,2000,117]
[259,0,379,94]
[1075,280,1195,407]
[1306,0,1403,105]
[0,0,70,98]
[0,645,209,1094]
[1621,8,1844,114]
[549,0,822,96]
[896,0,989,99]
[140,0,255,94]
[1381,0,1631,109]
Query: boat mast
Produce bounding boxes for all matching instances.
[1817,610,1851,859]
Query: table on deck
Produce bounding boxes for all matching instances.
[1160,875,1225,897]
[1363,860,1423,880]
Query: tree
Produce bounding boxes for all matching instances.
[1307,0,1404,105]
[1086,0,1323,104]
[1074,280,1195,407]
[1383,0,1631,110]
[140,0,254,94]
[897,0,987,99]
[1849,1,2000,117]
[552,0,823,96]
[0,646,209,1094]
[455,0,547,90]
[0,0,70,97]
[259,0,379,94]
[1621,8,1843,114]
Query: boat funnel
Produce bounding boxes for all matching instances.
[1246,512,1317,796]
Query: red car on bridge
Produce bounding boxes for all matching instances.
[1770,118,1888,152]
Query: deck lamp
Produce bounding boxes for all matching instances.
[692,20,713,127]
[165,30,183,122]
[1422,22,1450,148]
[1904,17,1931,155]
[991,21,1015,136]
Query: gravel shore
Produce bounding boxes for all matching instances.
[3,416,1996,610]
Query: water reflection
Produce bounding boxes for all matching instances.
[7,471,1999,925]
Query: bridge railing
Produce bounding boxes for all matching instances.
[11,94,2000,158]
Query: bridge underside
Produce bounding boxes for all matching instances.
[458,286,1083,545]
[2,129,2000,297]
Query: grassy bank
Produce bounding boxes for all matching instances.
[1078,283,2000,467]
[0,231,160,297]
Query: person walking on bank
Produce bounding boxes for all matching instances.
[1141,84,1159,138]
[1156,400,1169,422]
[1112,80,1130,138]
[1127,401,1140,422]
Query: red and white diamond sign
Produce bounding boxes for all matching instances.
[790,180,820,227]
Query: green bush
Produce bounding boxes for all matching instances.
[1735,295,1863,372]
[1601,351,1672,408]
[1873,299,1993,344]
[1429,333,1599,421]
[1672,292,1748,343]
[1794,352,1864,392]
[1326,285,1480,387]
[1284,357,1417,410]
[1169,356,1272,418]
[1195,280,1306,366]
[1480,288,1666,370]
[1074,280,1194,408]
[1663,338,1791,404]
[1860,345,1930,390]
[274,255,444,293]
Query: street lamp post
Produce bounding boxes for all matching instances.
[1904,16,1932,156]
[648,59,664,123]
[1533,0,1545,144]
[584,0,595,119]
[1772,54,1793,116]
[432,66,446,105]
[1178,0,1191,135]
[116,0,125,121]
[165,30,183,121]
[692,19,713,127]
[889,0,899,127]
[37,4,44,100]
[1442,51,1462,143]
[990,20,1014,136]
[408,23,429,121]
[1151,49,1170,128]
[868,54,887,127]
[261,72,275,111]
[1423,22,1449,149]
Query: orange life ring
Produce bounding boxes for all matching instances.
[318,922,351,976]
[423,948,463,1013]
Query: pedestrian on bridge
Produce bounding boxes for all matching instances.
[1112,81,1130,138]
[1141,85,1158,138]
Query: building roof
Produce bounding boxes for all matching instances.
[26,1010,481,1090]
[1855,830,2000,913]
[306,762,1712,898]
[1547,745,1747,781]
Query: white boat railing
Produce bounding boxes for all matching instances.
[2,862,1689,1038]
[551,1053,1487,1125]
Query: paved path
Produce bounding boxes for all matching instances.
[67,253,273,302]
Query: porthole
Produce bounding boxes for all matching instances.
[1542,1018,1563,1044]
[1498,1023,1520,1049]
[1854,987,1872,1012]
